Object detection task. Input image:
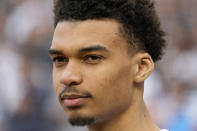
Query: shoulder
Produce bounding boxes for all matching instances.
[160,129,169,131]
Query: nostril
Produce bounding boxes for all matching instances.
[60,76,83,86]
[69,81,79,87]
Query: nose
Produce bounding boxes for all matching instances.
[60,62,83,87]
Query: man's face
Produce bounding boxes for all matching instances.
[50,20,137,125]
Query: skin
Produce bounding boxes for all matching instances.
[49,19,159,131]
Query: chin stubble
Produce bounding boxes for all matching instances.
[69,116,95,126]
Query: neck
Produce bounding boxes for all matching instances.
[88,84,159,131]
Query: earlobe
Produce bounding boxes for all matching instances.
[134,53,154,83]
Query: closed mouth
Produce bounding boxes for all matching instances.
[61,94,90,101]
[60,93,91,108]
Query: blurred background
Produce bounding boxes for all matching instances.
[0,0,196,131]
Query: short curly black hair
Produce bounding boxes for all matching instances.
[53,0,166,62]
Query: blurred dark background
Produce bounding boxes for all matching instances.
[0,0,196,131]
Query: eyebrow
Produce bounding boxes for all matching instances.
[49,49,63,55]
[49,45,109,55]
[79,45,108,53]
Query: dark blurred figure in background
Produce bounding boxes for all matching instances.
[0,0,197,131]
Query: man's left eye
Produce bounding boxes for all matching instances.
[84,55,103,64]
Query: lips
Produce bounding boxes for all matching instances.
[61,94,90,107]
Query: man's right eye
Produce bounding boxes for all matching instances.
[52,57,68,67]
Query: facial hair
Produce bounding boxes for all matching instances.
[69,114,95,126]
[59,87,95,126]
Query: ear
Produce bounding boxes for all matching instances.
[133,52,154,83]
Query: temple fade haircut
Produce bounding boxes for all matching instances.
[53,0,166,62]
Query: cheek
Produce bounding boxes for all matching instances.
[101,65,133,102]
[85,63,134,115]
[93,62,133,94]
[52,68,61,95]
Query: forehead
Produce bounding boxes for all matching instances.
[51,19,127,51]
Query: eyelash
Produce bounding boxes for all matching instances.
[51,54,103,66]
[84,54,104,63]
[84,54,102,60]
[52,56,68,63]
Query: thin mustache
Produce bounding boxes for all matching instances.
[59,87,92,99]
